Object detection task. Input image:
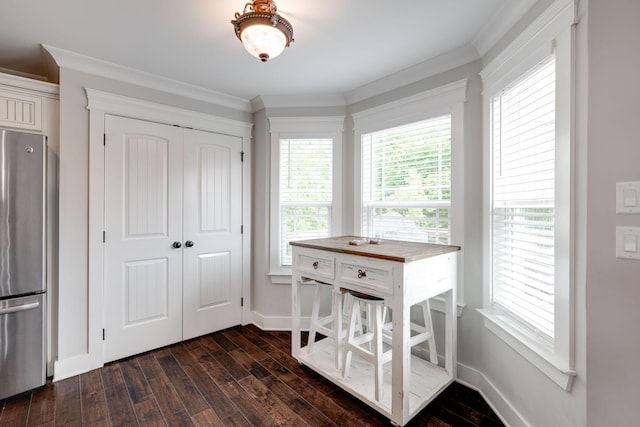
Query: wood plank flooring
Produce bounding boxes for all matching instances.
[0,325,504,426]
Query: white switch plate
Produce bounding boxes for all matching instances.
[616,182,640,213]
[616,227,640,260]
[624,234,638,252]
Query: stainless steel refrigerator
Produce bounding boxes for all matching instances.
[0,128,47,400]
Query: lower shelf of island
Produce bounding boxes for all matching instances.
[295,337,453,424]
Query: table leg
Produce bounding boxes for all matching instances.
[444,287,457,378]
[391,294,410,424]
[292,274,302,359]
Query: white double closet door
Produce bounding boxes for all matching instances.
[103,115,242,363]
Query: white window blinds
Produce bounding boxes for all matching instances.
[491,55,556,341]
[279,138,333,266]
[361,115,451,243]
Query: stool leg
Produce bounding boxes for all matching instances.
[332,290,343,370]
[307,284,322,351]
[351,295,363,335]
[373,303,384,401]
[342,297,359,378]
[342,293,364,337]
[421,300,438,364]
[365,303,373,337]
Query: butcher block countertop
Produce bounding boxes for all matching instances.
[289,236,460,263]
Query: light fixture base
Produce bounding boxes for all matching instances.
[231,0,294,62]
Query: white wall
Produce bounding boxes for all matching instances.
[462,2,588,425]
[346,61,485,372]
[249,28,588,423]
[250,108,293,325]
[46,0,640,423]
[250,105,346,328]
[248,58,510,417]
[586,0,640,425]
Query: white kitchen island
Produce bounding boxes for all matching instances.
[290,236,460,426]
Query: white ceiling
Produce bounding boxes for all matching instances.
[0,0,535,101]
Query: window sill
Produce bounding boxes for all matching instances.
[477,308,576,391]
[269,270,292,284]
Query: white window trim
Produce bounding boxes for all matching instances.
[480,0,576,391]
[268,116,344,282]
[352,80,467,308]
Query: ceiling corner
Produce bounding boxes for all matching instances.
[345,44,480,105]
[472,0,538,58]
[42,44,253,113]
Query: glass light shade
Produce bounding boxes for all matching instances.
[231,1,293,62]
[240,24,287,61]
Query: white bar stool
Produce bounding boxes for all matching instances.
[410,299,438,364]
[381,299,438,365]
[342,290,392,402]
[342,292,439,403]
[307,280,353,370]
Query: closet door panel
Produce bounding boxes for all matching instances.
[182,129,242,339]
[197,251,231,307]
[103,115,183,362]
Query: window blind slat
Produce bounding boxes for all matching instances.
[491,55,556,341]
[279,138,333,265]
[361,115,451,244]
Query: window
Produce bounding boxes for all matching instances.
[490,56,556,342]
[361,116,451,244]
[279,138,333,266]
[353,80,467,306]
[480,0,575,390]
[269,117,343,279]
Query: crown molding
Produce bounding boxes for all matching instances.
[268,116,345,134]
[42,44,252,113]
[480,0,575,95]
[345,44,478,105]
[0,67,49,82]
[352,79,468,134]
[252,94,347,111]
[472,0,538,57]
[0,70,59,98]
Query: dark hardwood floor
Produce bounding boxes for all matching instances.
[0,325,504,426]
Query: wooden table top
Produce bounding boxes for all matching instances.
[290,236,460,263]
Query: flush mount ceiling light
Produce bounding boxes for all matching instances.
[231,0,294,62]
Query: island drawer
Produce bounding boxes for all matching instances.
[336,258,393,295]
[294,248,335,281]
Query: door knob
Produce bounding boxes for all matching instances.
[185,240,194,248]
[172,241,182,249]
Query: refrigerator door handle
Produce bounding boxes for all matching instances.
[0,301,40,315]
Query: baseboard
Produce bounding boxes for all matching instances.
[456,362,529,427]
[251,310,311,331]
[53,353,102,382]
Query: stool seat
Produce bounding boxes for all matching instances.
[342,289,383,301]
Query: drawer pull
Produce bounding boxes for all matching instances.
[312,261,319,270]
[357,269,367,279]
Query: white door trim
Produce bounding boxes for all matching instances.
[86,89,253,372]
